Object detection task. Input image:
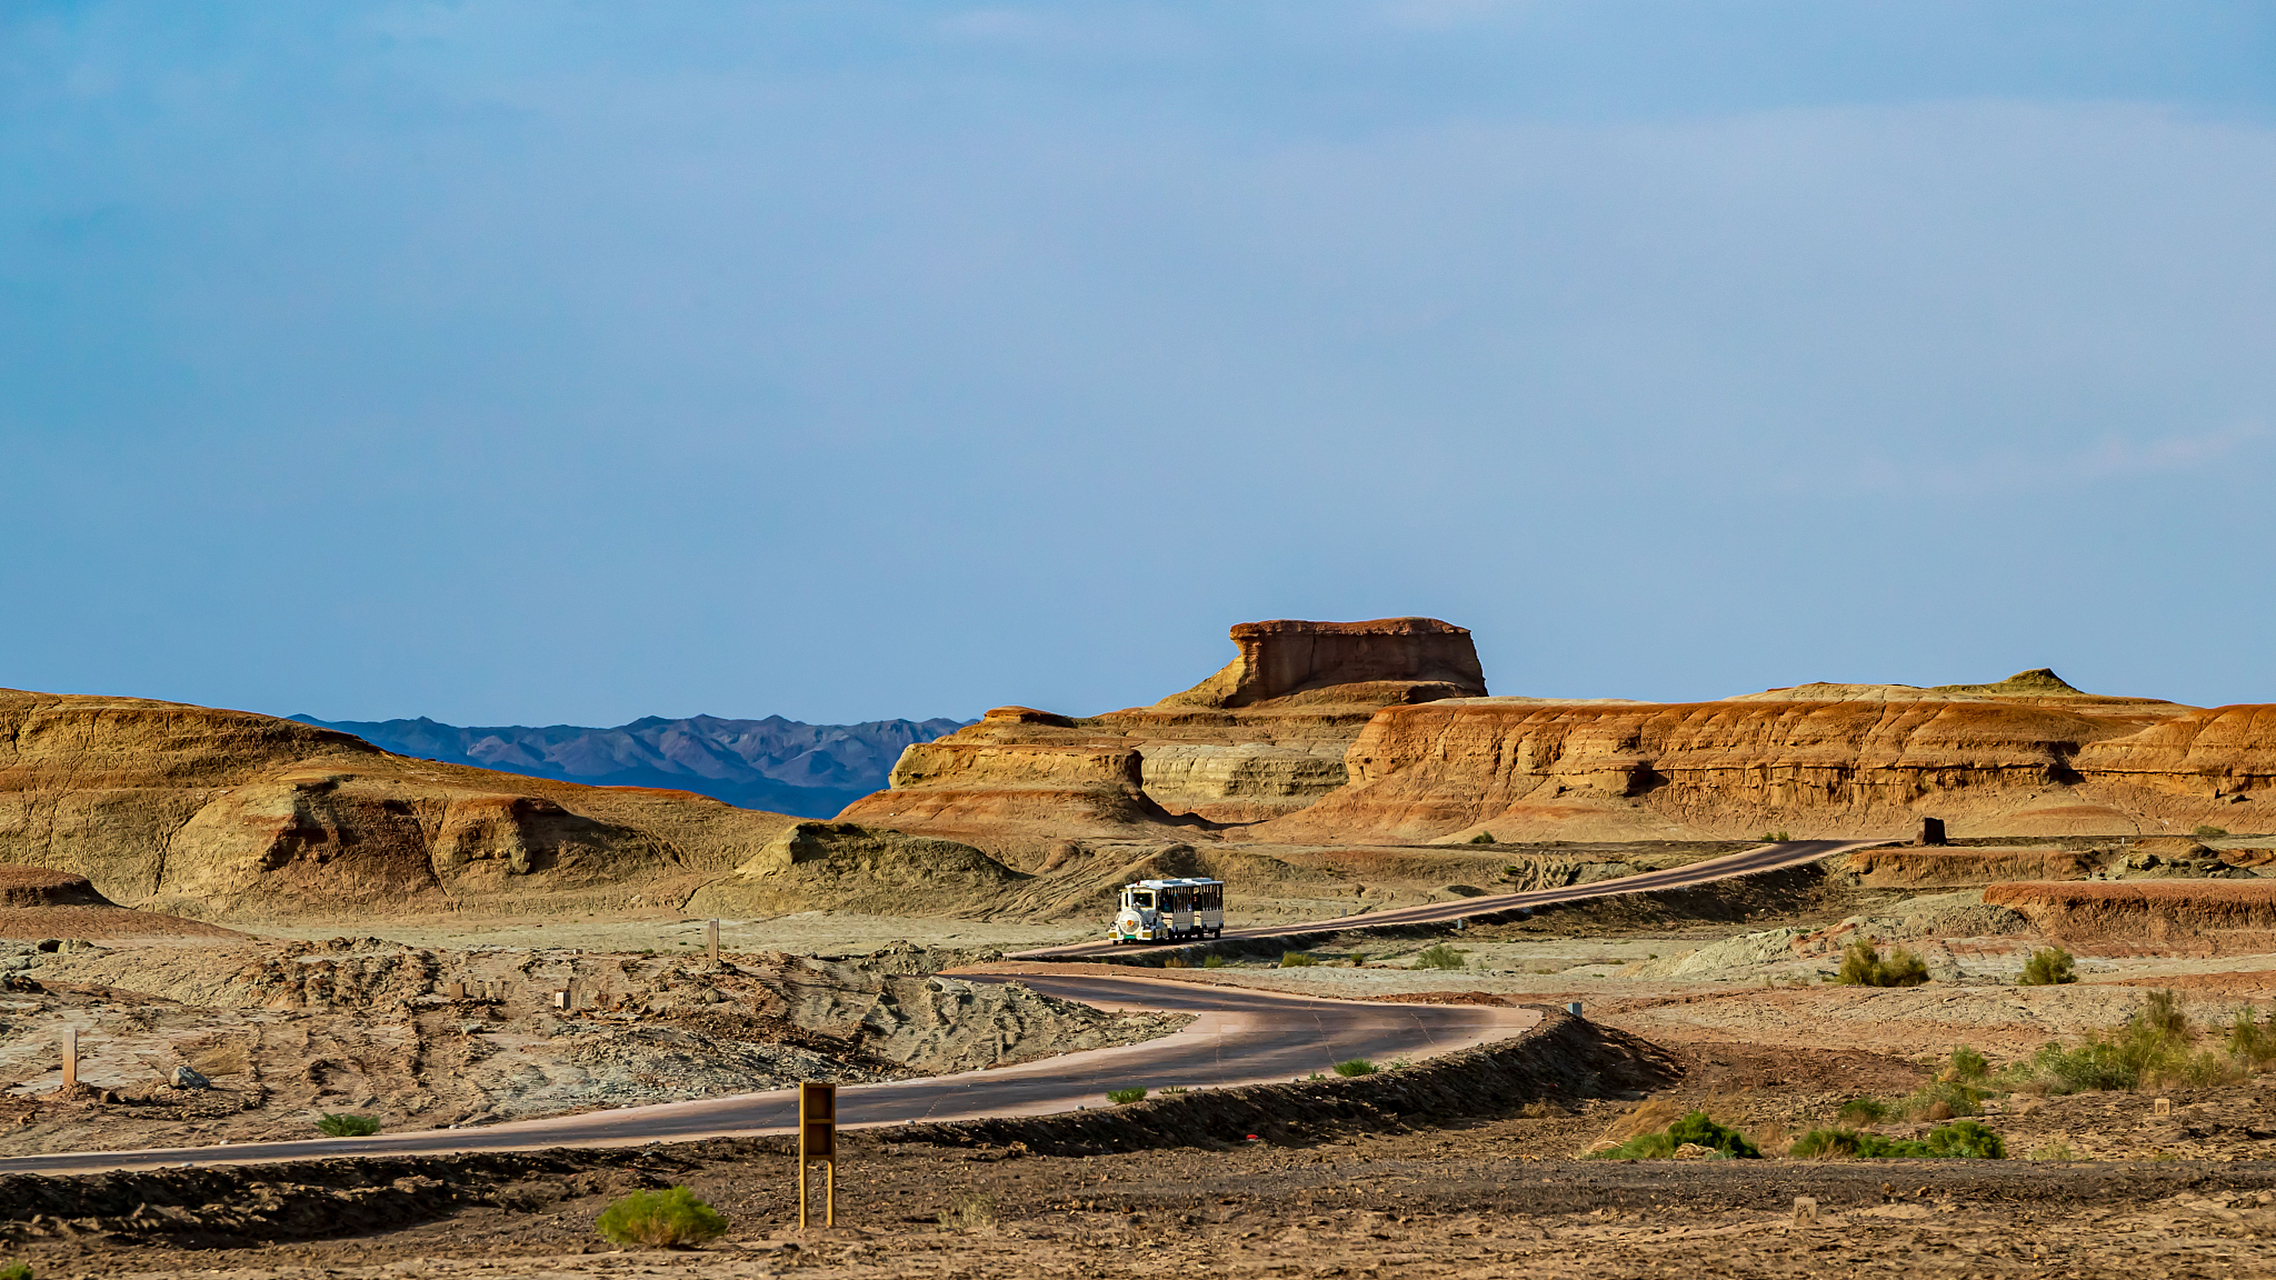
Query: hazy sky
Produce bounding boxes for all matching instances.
[6,2,2274,725]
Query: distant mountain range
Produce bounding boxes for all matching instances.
[290,712,974,818]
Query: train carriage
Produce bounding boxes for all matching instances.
[1110,877,1224,944]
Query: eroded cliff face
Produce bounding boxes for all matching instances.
[0,688,799,920]
[1252,675,2274,844]
[836,619,1488,858]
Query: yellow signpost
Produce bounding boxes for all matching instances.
[798,1080,836,1227]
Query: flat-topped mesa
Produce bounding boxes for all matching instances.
[1158,617,1488,710]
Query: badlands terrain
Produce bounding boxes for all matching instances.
[4,617,2276,1275]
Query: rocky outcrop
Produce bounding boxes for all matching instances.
[837,618,1488,856]
[0,687,802,921]
[684,821,1028,918]
[1158,617,1486,709]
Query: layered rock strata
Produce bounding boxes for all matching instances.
[1253,673,2274,843]
[837,618,1488,858]
[0,688,800,921]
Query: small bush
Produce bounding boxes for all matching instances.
[1280,951,1320,968]
[596,1187,727,1248]
[1762,830,1792,843]
[2018,946,2077,986]
[2227,1006,2276,1067]
[1587,1110,1762,1161]
[1414,943,1467,971]
[2028,1138,2077,1162]
[2144,988,2189,1039]
[2004,993,2195,1094]
[1469,831,1496,844]
[1835,1097,1888,1125]
[1836,939,1929,987]
[937,1194,995,1232]
[1201,954,1227,969]
[1162,955,1190,968]
[316,1113,381,1137]
[1333,1059,1377,1077]
[0,1261,31,1280]
[2194,825,2230,838]
[1106,1086,1147,1105]
[1791,1119,2004,1160]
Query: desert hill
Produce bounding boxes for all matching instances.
[843,622,2275,850]
[0,687,804,921]
[291,711,971,818]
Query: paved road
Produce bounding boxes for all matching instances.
[1016,838,1881,960]
[0,974,1535,1177]
[0,839,1875,1176]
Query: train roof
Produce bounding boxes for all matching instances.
[1125,877,1221,888]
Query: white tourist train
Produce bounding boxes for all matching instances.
[1110,877,1225,944]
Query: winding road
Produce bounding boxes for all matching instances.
[0,839,1879,1176]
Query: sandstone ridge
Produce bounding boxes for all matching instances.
[842,627,2276,851]
[0,687,805,922]
[837,618,1489,857]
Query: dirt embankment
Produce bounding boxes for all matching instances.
[1987,880,2276,954]
[1846,846,2101,888]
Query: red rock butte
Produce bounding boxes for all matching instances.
[1160,617,1488,710]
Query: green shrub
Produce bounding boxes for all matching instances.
[316,1113,381,1137]
[2003,993,2195,1095]
[0,1261,31,1280]
[2227,1006,2276,1067]
[1161,955,1190,968]
[1791,1120,2004,1160]
[1280,951,1320,968]
[1333,1059,1377,1077]
[2143,988,2189,1039]
[595,1186,727,1248]
[1469,831,1496,844]
[1835,1097,1888,1125]
[1414,943,1467,971]
[2018,946,2077,986]
[2028,1138,2077,1162]
[1836,939,1929,987]
[1762,831,1792,843]
[1201,954,1227,969]
[2194,825,2229,839]
[1106,1086,1147,1105]
[1587,1110,1762,1161]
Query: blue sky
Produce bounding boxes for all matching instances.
[5,2,2273,725]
